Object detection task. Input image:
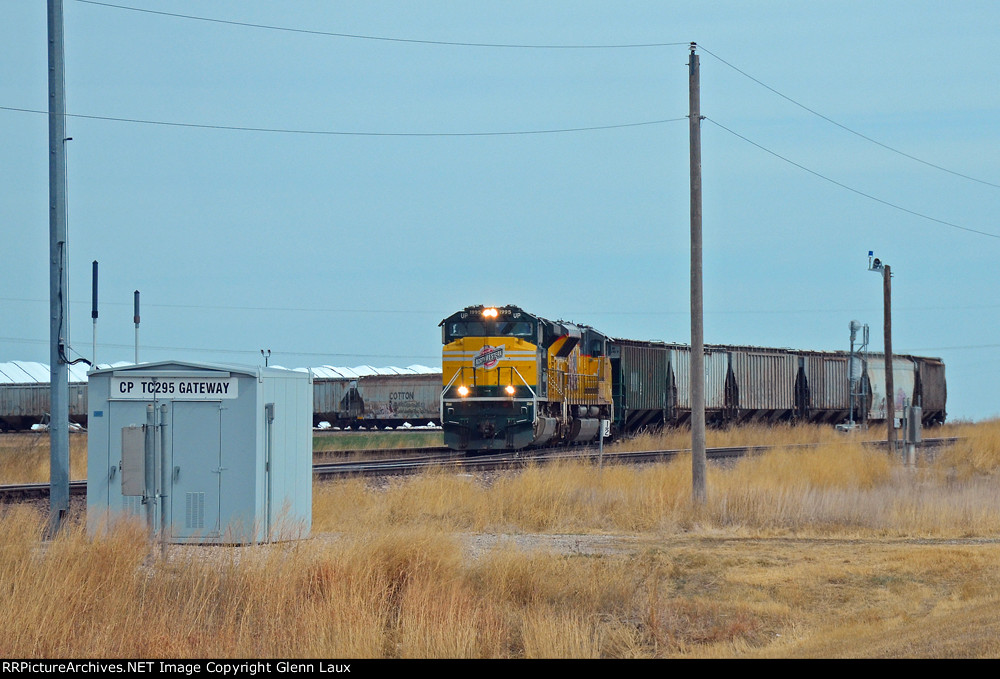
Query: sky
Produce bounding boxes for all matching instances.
[2,1,999,422]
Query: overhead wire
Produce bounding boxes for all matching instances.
[5,333,991,362]
[73,3,998,189]
[73,1,688,49]
[0,106,687,137]
[6,296,1000,315]
[699,45,1000,190]
[705,117,1000,240]
[69,3,997,190]
[5,2,994,367]
[0,335,438,362]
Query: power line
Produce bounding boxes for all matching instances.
[706,117,1000,240]
[73,1,688,49]
[65,3,1000,195]
[908,344,1000,352]
[0,298,439,314]
[699,45,1000,190]
[7,296,1000,315]
[0,336,438,361]
[0,106,686,137]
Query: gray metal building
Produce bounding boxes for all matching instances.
[86,361,313,544]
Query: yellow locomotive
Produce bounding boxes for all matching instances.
[440,305,612,451]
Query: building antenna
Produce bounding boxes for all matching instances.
[92,261,98,366]
[134,290,140,364]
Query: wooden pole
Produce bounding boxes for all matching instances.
[883,265,895,453]
[689,43,706,504]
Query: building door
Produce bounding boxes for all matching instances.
[171,400,223,539]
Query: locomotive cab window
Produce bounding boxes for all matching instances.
[582,328,607,357]
[446,320,534,341]
[447,321,487,339]
[497,321,534,337]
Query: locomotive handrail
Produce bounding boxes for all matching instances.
[439,365,540,422]
[550,369,605,405]
[440,368,463,421]
[509,365,538,418]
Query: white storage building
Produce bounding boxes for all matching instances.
[86,360,312,544]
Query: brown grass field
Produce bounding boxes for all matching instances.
[0,420,998,658]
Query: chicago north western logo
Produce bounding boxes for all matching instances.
[473,345,505,370]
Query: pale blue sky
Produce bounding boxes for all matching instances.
[3,1,999,421]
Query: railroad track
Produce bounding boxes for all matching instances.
[0,437,959,503]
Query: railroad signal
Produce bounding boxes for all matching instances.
[868,251,883,273]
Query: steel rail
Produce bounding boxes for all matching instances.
[0,437,961,502]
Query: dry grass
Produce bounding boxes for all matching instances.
[2,420,1000,658]
[608,421,857,453]
[0,432,87,484]
[312,423,1000,539]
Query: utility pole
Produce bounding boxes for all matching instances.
[47,0,70,537]
[689,43,706,505]
[869,253,895,452]
[883,263,895,452]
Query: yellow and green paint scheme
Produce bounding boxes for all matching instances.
[440,305,613,451]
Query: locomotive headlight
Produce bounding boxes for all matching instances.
[483,307,498,318]
[457,385,470,397]
[505,385,515,395]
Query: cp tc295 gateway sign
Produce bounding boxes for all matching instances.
[111,376,239,400]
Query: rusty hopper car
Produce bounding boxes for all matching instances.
[311,366,441,429]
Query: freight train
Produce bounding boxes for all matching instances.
[439,304,946,452]
[2,309,947,443]
[0,361,442,432]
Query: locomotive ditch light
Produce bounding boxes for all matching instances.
[505,385,515,395]
[457,385,470,397]
[482,307,499,318]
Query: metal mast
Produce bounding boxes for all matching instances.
[47,0,70,536]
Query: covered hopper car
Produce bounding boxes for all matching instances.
[311,367,441,429]
[0,363,443,432]
[609,341,945,431]
[0,361,90,431]
[440,304,946,452]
